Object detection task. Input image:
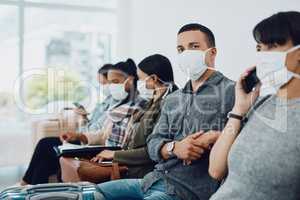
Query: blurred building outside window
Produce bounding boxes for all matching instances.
[0,0,117,167]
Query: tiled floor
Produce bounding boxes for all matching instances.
[0,165,27,191]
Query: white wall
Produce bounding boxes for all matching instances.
[117,0,300,86]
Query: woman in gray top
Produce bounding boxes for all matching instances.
[209,11,300,200]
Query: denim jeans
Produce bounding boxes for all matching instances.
[98,179,181,200]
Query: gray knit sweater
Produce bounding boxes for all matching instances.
[211,95,300,200]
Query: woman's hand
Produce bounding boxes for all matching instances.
[91,150,115,163]
[73,108,88,116]
[59,131,79,143]
[232,67,261,116]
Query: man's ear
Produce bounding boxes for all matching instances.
[211,47,217,57]
[293,49,300,70]
[207,47,217,67]
[297,49,300,63]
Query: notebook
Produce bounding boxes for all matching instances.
[54,142,121,158]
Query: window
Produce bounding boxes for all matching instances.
[0,0,117,167]
[23,7,115,110]
[29,0,117,8]
[0,5,23,167]
[0,5,19,94]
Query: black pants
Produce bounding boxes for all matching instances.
[23,137,62,184]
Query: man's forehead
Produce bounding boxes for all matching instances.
[177,30,207,45]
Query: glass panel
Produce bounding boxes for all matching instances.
[0,7,19,91]
[27,0,117,9]
[23,8,116,113]
[0,6,32,167]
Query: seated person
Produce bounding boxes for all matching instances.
[90,54,178,179]
[97,23,235,200]
[20,59,146,185]
[209,11,300,200]
[30,64,114,146]
[67,59,148,147]
[75,64,116,133]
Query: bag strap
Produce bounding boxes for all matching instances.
[110,163,121,180]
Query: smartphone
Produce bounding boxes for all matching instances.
[242,68,260,93]
[63,107,73,110]
[73,102,85,110]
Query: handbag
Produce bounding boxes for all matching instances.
[60,157,128,184]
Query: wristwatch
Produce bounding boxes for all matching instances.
[227,112,244,121]
[166,141,176,157]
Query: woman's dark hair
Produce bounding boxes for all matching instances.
[110,58,137,80]
[98,64,113,77]
[253,11,300,47]
[138,54,174,83]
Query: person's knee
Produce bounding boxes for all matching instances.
[144,192,178,200]
[35,137,60,152]
[98,179,143,199]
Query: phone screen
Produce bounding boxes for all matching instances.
[242,68,260,93]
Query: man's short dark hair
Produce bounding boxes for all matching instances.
[253,11,300,47]
[178,23,216,47]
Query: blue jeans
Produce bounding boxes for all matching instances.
[98,179,181,200]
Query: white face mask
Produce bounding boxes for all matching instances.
[137,77,154,100]
[177,49,212,81]
[109,80,128,101]
[256,45,300,95]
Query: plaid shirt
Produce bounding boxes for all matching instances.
[105,95,148,147]
[79,95,119,133]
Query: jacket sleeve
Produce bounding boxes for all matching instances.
[84,118,112,145]
[84,130,107,145]
[146,103,173,163]
[113,147,153,165]
[222,81,236,125]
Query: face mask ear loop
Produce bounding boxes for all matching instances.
[204,47,213,53]
[122,77,132,95]
[285,45,300,78]
[292,73,300,79]
[287,44,300,54]
[203,47,215,68]
[144,76,152,84]
[142,75,155,91]
[148,76,171,95]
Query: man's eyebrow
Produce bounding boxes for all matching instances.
[177,45,184,48]
[188,42,201,45]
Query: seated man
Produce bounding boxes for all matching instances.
[97,23,235,200]
[20,59,147,185]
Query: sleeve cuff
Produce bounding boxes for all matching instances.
[150,139,172,162]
